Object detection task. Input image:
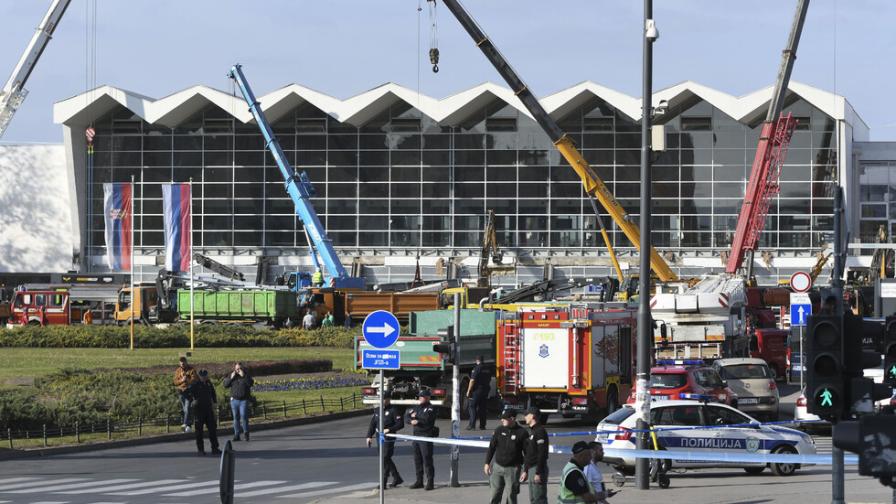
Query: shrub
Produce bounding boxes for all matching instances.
[0,325,360,349]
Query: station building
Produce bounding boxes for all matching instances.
[46,80,889,285]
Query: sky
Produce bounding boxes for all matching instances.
[0,0,893,144]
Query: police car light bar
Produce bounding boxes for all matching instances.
[656,359,705,366]
[680,393,716,402]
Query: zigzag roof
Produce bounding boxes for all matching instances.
[54,80,867,136]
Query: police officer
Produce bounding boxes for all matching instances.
[523,406,549,504]
[484,409,526,504]
[187,369,221,456]
[405,389,437,490]
[466,355,490,430]
[559,441,597,504]
[366,397,405,488]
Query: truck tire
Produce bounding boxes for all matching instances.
[606,386,619,415]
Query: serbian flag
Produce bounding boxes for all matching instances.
[162,183,192,273]
[103,183,133,271]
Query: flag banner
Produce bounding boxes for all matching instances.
[103,182,133,271]
[162,183,192,273]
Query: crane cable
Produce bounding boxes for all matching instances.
[427,0,439,72]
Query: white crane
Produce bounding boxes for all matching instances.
[0,0,72,139]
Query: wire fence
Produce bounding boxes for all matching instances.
[2,393,365,451]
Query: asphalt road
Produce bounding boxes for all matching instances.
[0,384,892,504]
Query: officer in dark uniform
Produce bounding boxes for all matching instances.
[187,369,221,455]
[524,406,550,504]
[466,355,490,430]
[366,397,404,488]
[405,389,438,490]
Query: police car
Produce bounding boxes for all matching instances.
[596,399,816,476]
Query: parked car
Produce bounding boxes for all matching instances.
[712,358,780,421]
[626,364,737,406]
[596,400,816,476]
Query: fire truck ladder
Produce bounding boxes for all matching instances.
[501,322,521,395]
[726,0,810,277]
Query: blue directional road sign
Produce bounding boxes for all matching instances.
[362,349,401,370]
[362,310,400,349]
[791,303,812,327]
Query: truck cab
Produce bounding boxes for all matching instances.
[9,289,82,326]
[114,284,178,325]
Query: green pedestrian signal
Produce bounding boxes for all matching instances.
[819,388,834,407]
[889,365,896,379]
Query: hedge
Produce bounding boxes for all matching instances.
[0,325,360,349]
[118,359,333,378]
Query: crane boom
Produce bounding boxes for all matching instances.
[439,0,677,282]
[0,0,72,138]
[726,0,810,275]
[227,64,364,289]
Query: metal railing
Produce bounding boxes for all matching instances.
[2,393,363,451]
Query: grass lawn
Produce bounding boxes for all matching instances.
[0,347,356,386]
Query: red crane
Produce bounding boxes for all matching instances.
[726,0,810,277]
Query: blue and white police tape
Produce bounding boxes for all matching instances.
[387,431,857,467]
[454,419,829,441]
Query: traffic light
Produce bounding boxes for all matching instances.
[833,415,896,488]
[805,314,844,420]
[884,316,896,387]
[433,325,456,365]
[843,314,891,414]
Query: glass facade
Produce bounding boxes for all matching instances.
[858,161,896,243]
[84,96,839,257]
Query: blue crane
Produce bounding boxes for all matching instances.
[228,64,364,290]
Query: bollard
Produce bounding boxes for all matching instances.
[42,424,47,447]
[282,401,287,418]
[339,396,344,411]
[7,428,12,449]
[220,440,236,504]
[352,393,357,409]
[107,418,112,440]
[262,402,267,420]
[75,421,80,444]
[301,399,307,416]
[320,394,325,412]
[138,416,143,437]
[166,415,170,434]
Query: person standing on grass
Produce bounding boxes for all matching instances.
[223,362,254,441]
[321,311,335,327]
[302,309,317,330]
[188,369,221,456]
[173,356,198,433]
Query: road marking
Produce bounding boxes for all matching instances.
[166,480,287,497]
[58,479,184,494]
[28,501,69,504]
[276,482,378,499]
[235,481,337,498]
[108,479,220,496]
[7,479,138,494]
[0,478,37,485]
[0,479,86,492]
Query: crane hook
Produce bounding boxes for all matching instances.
[430,47,440,73]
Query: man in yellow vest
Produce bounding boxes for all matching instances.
[558,441,597,504]
[311,269,324,287]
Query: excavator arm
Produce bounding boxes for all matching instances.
[438,0,677,282]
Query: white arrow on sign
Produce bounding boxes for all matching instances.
[367,323,396,338]
[798,306,806,325]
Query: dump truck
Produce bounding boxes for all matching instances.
[355,309,496,410]
[495,307,637,421]
[177,289,299,327]
[344,291,440,323]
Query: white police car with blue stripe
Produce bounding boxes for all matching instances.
[596,398,815,476]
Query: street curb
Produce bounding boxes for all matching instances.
[0,408,372,461]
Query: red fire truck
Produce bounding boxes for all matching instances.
[496,307,636,421]
[8,289,86,326]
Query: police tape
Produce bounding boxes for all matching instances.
[454,419,829,440]
[387,433,858,466]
